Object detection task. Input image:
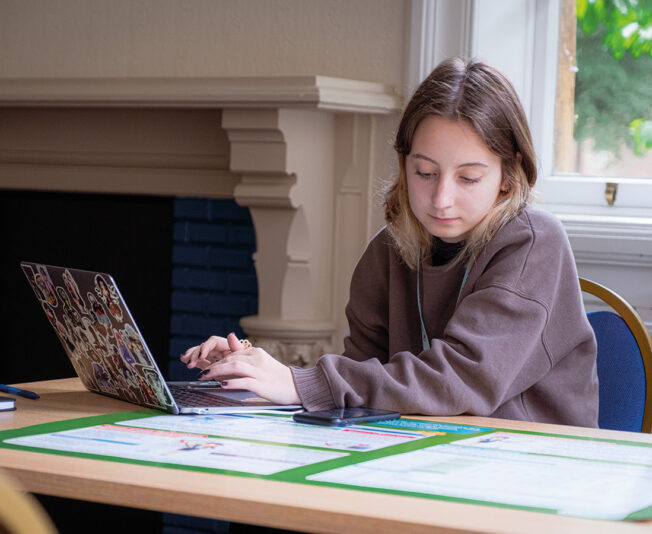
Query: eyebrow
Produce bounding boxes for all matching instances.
[411,154,489,168]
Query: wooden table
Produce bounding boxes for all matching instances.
[0,378,651,534]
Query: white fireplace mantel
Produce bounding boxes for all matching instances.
[0,76,400,113]
[0,76,402,364]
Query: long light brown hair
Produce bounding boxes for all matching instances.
[384,57,537,270]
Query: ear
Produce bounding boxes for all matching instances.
[501,152,522,192]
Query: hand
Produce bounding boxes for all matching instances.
[196,335,301,406]
[180,334,239,370]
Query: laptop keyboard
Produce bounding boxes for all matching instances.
[168,384,243,407]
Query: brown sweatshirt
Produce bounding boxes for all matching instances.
[291,207,599,427]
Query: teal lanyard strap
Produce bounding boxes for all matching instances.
[416,256,430,351]
[417,248,472,352]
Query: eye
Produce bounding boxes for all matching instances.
[416,170,438,179]
[459,176,480,184]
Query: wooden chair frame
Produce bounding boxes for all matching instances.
[0,471,58,534]
[580,277,652,433]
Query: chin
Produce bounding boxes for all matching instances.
[428,225,465,242]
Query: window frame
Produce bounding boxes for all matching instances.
[531,0,652,219]
[406,0,652,258]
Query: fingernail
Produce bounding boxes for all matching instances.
[197,370,207,378]
[221,381,228,386]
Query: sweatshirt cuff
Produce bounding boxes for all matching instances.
[290,365,337,411]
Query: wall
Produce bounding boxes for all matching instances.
[0,0,406,86]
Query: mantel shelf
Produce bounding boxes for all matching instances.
[0,75,402,114]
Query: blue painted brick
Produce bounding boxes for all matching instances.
[207,200,251,222]
[222,317,243,335]
[170,315,227,336]
[172,268,226,291]
[171,291,206,313]
[169,336,204,358]
[183,222,229,244]
[228,225,256,246]
[208,248,252,269]
[170,316,245,338]
[172,244,209,266]
[226,272,258,294]
[174,198,211,220]
[167,359,200,381]
[206,295,250,316]
[248,298,258,315]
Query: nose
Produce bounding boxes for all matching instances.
[432,175,454,210]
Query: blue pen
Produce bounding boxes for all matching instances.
[0,384,40,400]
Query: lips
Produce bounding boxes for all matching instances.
[431,216,458,223]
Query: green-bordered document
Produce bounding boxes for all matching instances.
[1,411,650,521]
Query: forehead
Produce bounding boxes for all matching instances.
[410,116,497,163]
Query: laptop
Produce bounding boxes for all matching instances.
[20,262,302,414]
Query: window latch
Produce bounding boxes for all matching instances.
[604,182,618,206]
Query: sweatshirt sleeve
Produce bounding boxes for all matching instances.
[311,285,553,415]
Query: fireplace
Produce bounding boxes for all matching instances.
[0,75,401,368]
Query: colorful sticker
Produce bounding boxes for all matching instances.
[34,266,58,306]
[122,323,149,365]
[143,368,173,406]
[95,275,123,321]
[87,292,112,334]
[56,286,81,326]
[63,269,87,314]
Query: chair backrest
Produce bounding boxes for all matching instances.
[579,278,652,433]
[0,470,58,534]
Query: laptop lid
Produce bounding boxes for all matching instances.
[21,262,182,413]
[21,262,301,414]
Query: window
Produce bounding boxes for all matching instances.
[534,0,652,216]
[555,0,652,181]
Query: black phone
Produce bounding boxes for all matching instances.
[292,407,400,427]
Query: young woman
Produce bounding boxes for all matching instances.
[181,58,599,427]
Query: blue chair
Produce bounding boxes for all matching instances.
[580,278,652,433]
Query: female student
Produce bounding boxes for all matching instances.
[181,58,599,427]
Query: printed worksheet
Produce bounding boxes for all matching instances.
[308,438,652,520]
[5,424,345,475]
[117,413,427,451]
[458,431,652,464]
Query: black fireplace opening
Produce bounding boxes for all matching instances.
[0,189,174,385]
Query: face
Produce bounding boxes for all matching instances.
[406,116,506,243]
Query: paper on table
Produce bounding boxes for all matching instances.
[308,432,652,520]
[117,413,428,451]
[5,423,346,475]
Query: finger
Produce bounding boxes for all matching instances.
[190,336,228,368]
[197,358,257,381]
[219,377,259,394]
[180,345,199,363]
[184,346,203,369]
[226,332,244,352]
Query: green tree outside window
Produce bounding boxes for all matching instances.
[575,0,652,158]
